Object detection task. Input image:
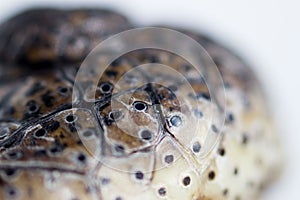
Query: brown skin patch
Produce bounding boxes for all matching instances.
[0,72,73,121]
[0,9,131,66]
[0,169,97,200]
[0,109,100,174]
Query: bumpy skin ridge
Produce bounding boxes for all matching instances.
[0,8,282,200]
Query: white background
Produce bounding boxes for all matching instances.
[0,1,299,199]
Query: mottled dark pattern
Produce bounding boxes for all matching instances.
[0,8,281,200]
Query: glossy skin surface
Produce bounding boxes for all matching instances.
[0,9,282,200]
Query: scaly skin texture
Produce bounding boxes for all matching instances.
[0,8,282,200]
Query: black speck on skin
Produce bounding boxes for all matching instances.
[242,134,249,145]
[114,144,125,154]
[182,176,191,186]
[68,124,77,133]
[6,151,23,160]
[105,70,118,78]
[223,189,228,196]
[196,92,211,101]
[100,177,110,185]
[26,100,40,114]
[111,58,122,67]
[140,129,152,141]
[188,92,211,101]
[4,168,17,177]
[208,171,215,180]
[46,121,60,132]
[211,125,219,133]
[41,91,55,107]
[25,82,45,97]
[234,167,239,175]
[192,141,201,153]
[104,114,114,126]
[148,55,159,63]
[57,87,69,96]
[164,155,174,164]
[218,148,226,156]
[158,187,167,196]
[183,64,192,71]
[34,149,47,156]
[226,113,235,123]
[193,109,203,118]
[135,171,144,180]
[5,186,18,198]
[77,153,87,164]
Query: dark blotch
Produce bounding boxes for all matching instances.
[82,130,94,138]
[140,129,152,141]
[47,145,63,156]
[25,82,45,96]
[234,167,239,175]
[211,125,219,133]
[148,55,159,63]
[6,151,23,160]
[208,171,215,180]
[135,171,144,180]
[192,141,201,153]
[57,87,69,96]
[26,100,40,114]
[218,148,226,156]
[114,144,125,154]
[242,134,249,145]
[4,168,16,177]
[47,121,60,132]
[226,113,235,123]
[77,153,87,164]
[100,177,110,185]
[193,109,203,118]
[68,124,78,133]
[158,187,167,196]
[192,92,211,101]
[41,91,55,107]
[5,186,18,198]
[223,189,229,196]
[111,58,122,67]
[105,70,118,78]
[183,64,192,71]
